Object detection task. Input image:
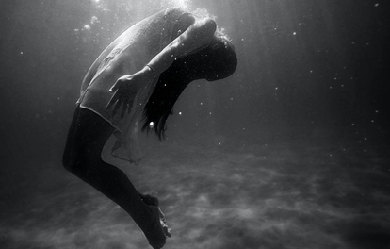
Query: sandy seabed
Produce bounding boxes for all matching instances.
[1,132,389,249]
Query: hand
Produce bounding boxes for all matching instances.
[106,67,154,118]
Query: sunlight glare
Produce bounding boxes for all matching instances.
[164,0,189,9]
[174,0,189,8]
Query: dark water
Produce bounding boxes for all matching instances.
[1,0,389,249]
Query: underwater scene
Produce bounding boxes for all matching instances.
[0,0,389,248]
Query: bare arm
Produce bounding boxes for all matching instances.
[146,17,217,74]
[106,17,217,116]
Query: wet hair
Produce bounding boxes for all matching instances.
[141,35,237,139]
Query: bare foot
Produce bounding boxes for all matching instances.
[158,207,171,238]
[138,194,171,248]
[140,194,171,238]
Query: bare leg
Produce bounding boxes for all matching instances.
[62,106,168,248]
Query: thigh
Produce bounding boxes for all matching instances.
[64,106,115,163]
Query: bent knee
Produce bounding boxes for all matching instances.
[62,147,103,177]
[62,151,77,174]
[62,149,87,175]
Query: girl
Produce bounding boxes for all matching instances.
[63,8,236,249]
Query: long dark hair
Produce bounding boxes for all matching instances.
[141,35,237,139]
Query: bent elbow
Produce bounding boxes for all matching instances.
[203,19,217,37]
[189,18,217,40]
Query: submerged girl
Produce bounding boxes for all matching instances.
[63,8,236,249]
